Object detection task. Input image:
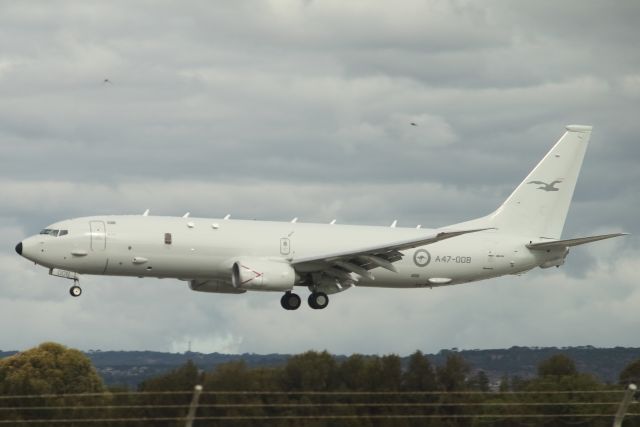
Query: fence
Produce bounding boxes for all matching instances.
[0,385,637,425]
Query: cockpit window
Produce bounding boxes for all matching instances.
[39,229,68,237]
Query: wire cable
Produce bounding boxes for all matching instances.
[0,389,628,400]
[0,401,626,411]
[0,413,639,424]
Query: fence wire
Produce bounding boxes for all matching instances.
[0,389,636,424]
[0,389,630,400]
[0,413,639,424]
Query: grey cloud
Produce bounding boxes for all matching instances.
[0,1,638,354]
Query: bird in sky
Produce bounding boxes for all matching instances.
[103,78,112,84]
[410,122,417,126]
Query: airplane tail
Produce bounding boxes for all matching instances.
[472,125,592,239]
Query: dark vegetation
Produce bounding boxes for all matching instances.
[1,343,639,426]
[3,345,638,388]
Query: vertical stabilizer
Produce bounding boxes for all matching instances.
[483,125,592,239]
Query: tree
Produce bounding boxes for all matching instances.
[437,353,470,391]
[0,342,104,396]
[378,354,402,391]
[205,360,254,391]
[526,355,607,427]
[281,350,338,391]
[359,356,396,391]
[537,354,577,377]
[136,360,201,427]
[498,375,510,392]
[402,351,437,391]
[468,370,490,392]
[0,342,105,423]
[138,359,200,391]
[339,354,369,390]
[619,358,640,386]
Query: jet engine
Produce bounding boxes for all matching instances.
[231,258,297,291]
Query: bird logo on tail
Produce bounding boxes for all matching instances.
[527,179,563,191]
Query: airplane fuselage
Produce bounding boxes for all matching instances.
[19,215,557,291]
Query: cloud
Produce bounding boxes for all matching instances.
[170,333,244,355]
[0,1,638,354]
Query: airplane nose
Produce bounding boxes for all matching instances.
[15,242,22,255]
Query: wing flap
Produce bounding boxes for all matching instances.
[293,228,490,265]
[526,233,628,250]
[292,228,491,277]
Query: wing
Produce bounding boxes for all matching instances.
[526,233,628,250]
[292,228,491,281]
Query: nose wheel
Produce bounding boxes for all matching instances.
[69,283,82,297]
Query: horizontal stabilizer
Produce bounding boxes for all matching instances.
[526,233,628,250]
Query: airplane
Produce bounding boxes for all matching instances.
[15,125,627,310]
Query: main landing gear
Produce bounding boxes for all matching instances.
[308,292,329,310]
[280,291,329,310]
[280,292,301,310]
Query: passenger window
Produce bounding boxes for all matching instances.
[164,233,172,245]
[59,230,68,236]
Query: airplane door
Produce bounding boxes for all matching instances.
[90,221,106,251]
[280,238,291,255]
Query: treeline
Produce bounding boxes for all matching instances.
[1,342,639,426]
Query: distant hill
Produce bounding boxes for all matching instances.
[431,346,640,385]
[85,350,290,387]
[2,346,639,388]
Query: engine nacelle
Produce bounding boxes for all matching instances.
[231,258,297,292]
[189,279,246,294]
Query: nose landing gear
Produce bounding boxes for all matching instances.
[49,268,83,298]
[69,283,82,297]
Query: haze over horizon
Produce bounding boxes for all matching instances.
[1,1,638,355]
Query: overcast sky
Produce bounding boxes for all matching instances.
[1,1,638,356]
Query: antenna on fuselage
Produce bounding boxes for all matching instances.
[390,220,397,228]
[183,212,190,218]
[223,214,231,220]
[142,209,150,216]
[291,217,298,223]
[330,219,336,225]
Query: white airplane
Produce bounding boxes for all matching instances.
[15,125,626,310]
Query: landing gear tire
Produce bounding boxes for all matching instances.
[308,292,329,310]
[280,292,301,310]
[69,285,82,297]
